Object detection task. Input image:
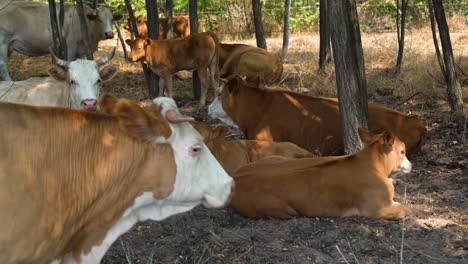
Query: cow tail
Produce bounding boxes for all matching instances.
[209,32,220,81]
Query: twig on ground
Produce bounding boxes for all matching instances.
[335,245,351,264]
[347,239,360,264]
[233,246,253,262]
[394,92,422,109]
[400,183,408,264]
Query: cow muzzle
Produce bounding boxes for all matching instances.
[104,32,114,39]
[81,99,98,111]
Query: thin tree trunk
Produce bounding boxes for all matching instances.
[165,0,174,39]
[58,0,67,59]
[329,0,369,154]
[431,0,464,114]
[189,0,201,100]
[281,0,291,59]
[427,0,445,73]
[145,0,161,98]
[319,0,331,71]
[75,0,93,59]
[48,0,65,59]
[395,0,409,71]
[252,0,267,50]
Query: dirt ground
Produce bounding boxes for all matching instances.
[6,30,468,263]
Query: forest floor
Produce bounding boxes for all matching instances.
[7,28,468,263]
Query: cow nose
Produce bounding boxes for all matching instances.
[105,32,114,39]
[81,99,97,111]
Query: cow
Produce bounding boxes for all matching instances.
[126,32,219,106]
[0,49,117,110]
[219,43,283,85]
[228,128,412,219]
[123,15,190,39]
[191,121,231,141]
[205,139,313,174]
[0,1,122,81]
[0,95,234,264]
[208,76,427,156]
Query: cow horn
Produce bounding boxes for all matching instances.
[165,109,195,123]
[95,48,116,66]
[49,47,70,68]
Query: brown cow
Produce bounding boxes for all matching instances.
[0,95,233,263]
[209,76,426,155]
[219,43,283,85]
[229,129,412,219]
[126,32,219,106]
[123,15,190,39]
[206,139,313,174]
[191,121,230,141]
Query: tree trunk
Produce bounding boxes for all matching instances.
[59,0,67,59]
[430,0,464,114]
[189,0,201,100]
[75,0,93,59]
[48,0,65,60]
[281,0,291,59]
[329,0,370,154]
[165,0,174,39]
[252,0,267,50]
[319,0,331,72]
[395,0,409,71]
[144,0,161,98]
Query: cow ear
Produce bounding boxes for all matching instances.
[226,76,241,94]
[357,128,373,145]
[99,66,118,81]
[125,39,133,46]
[212,125,230,139]
[48,66,67,81]
[113,14,123,21]
[145,38,151,46]
[99,93,118,114]
[115,99,172,143]
[381,130,395,147]
[86,12,98,20]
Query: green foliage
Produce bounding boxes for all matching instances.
[289,6,319,32]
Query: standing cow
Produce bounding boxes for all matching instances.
[0,1,122,81]
[0,49,117,111]
[126,32,219,106]
[123,15,190,39]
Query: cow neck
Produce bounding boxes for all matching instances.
[31,111,175,261]
[144,41,156,65]
[356,143,392,179]
[231,84,266,134]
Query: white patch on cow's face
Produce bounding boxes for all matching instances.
[393,156,412,178]
[97,7,114,35]
[67,60,101,110]
[208,84,239,128]
[155,97,234,209]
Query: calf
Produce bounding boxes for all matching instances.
[0,95,233,263]
[209,76,426,155]
[192,121,230,141]
[229,129,412,219]
[126,32,219,106]
[219,43,283,85]
[0,49,117,110]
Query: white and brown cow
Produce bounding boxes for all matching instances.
[0,1,122,80]
[0,95,233,263]
[0,49,117,110]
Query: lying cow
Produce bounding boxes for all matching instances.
[126,32,219,106]
[219,43,283,85]
[123,15,190,39]
[0,1,122,81]
[209,76,427,155]
[0,49,117,110]
[192,121,230,141]
[206,139,313,174]
[229,129,412,219]
[0,95,233,263]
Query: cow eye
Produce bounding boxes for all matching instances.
[70,80,76,85]
[97,79,102,83]
[400,150,405,155]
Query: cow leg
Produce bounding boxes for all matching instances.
[197,68,209,106]
[209,55,218,99]
[0,35,12,81]
[158,78,166,97]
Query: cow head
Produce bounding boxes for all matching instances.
[358,128,412,177]
[87,7,122,39]
[208,76,244,128]
[48,48,118,111]
[100,94,235,219]
[125,38,149,62]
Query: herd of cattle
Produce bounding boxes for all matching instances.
[0,2,427,263]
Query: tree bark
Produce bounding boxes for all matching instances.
[75,0,93,59]
[189,0,201,100]
[319,0,331,71]
[395,0,409,71]
[430,0,464,114]
[281,0,291,59]
[144,0,161,98]
[58,0,67,59]
[252,0,267,50]
[329,0,369,154]
[165,0,174,39]
[48,0,65,60]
